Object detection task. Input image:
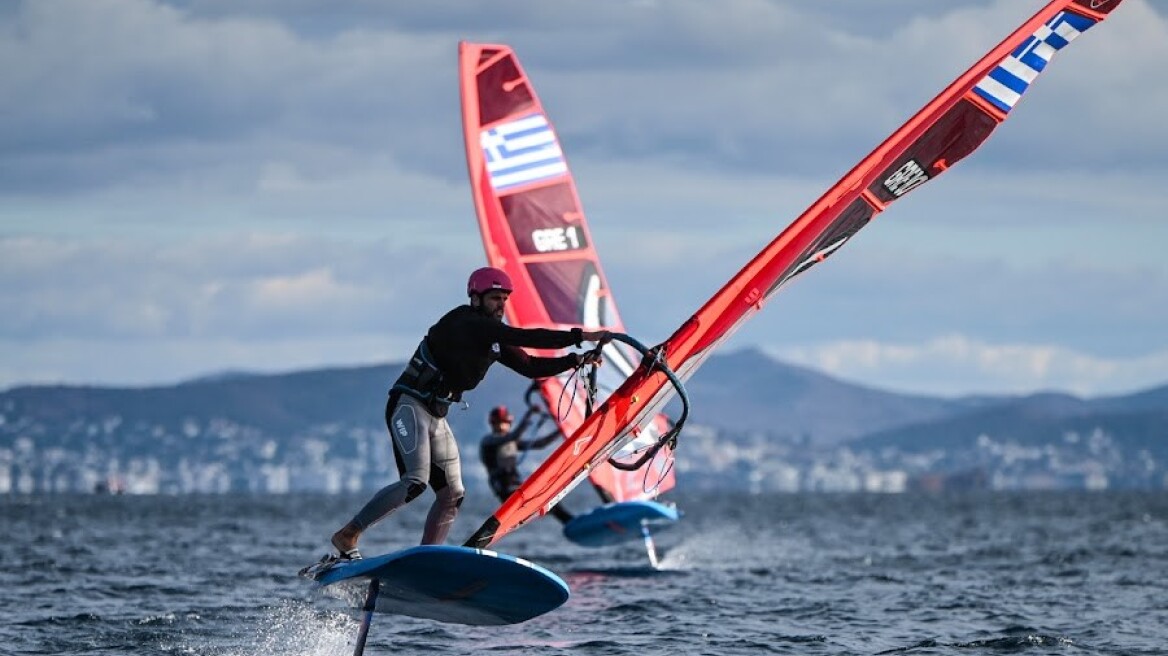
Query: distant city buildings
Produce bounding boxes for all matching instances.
[0,411,1163,494]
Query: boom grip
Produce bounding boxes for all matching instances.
[604,333,690,472]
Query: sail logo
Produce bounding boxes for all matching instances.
[531,226,582,252]
[572,435,593,456]
[481,113,568,191]
[882,159,929,197]
[973,11,1096,114]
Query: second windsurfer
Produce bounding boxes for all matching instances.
[479,404,575,524]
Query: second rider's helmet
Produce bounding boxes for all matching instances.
[489,405,513,426]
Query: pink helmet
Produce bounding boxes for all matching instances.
[467,267,513,297]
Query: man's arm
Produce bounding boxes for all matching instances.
[475,316,611,352]
[478,319,583,350]
[497,345,581,379]
[520,427,563,451]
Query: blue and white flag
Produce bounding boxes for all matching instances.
[481,114,568,192]
[973,11,1096,114]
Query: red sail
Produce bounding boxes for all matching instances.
[459,42,677,504]
[465,0,1125,548]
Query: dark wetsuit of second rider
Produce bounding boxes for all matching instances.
[479,405,574,524]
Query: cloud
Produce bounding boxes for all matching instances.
[769,334,1168,397]
[524,0,1168,178]
[3,0,1163,200]
[0,334,410,389]
[737,242,1168,353]
[0,232,474,388]
[0,0,1164,394]
[0,234,462,342]
[0,0,464,195]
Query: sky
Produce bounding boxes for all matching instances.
[1,0,1166,398]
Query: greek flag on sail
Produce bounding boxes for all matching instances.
[973,11,1096,114]
[481,114,568,192]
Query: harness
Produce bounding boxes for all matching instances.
[392,339,457,415]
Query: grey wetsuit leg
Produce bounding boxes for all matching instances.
[350,395,432,530]
[421,415,465,545]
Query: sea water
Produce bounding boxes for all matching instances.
[2,491,1165,655]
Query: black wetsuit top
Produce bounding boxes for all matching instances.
[394,304,582,404]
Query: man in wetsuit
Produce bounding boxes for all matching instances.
[327,266,607,559]
[479,404,574,524]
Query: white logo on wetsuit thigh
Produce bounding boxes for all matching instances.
[394,404,419,453]
[491,343,500,354]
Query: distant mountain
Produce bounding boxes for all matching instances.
[683,348,965,444]
[2,348,966,446]
[1093,383,1168,414]
[851,389,1168,460]
[0,362,540,460]
[4,349,1165,450]
[2,364,403,437]
[2,349,1164,493]
[183,370,263,384]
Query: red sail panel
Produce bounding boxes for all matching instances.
[458,42,676,504]
[465,0,1124,548]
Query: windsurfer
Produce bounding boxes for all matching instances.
[327,266,607,560]
[479,404,575,524]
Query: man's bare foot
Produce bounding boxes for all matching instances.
[330,521,363,560]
